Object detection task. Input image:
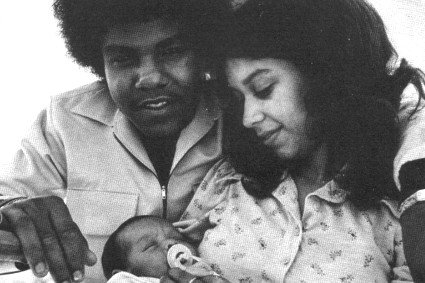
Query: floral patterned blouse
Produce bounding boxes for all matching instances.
[181,159,412,282]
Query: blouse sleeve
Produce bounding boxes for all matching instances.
[177,159,241,241]
[394,84,425,189]
[391,223,413,282]
[380,200,413,282]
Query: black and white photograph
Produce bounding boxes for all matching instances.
[0,0,425,282]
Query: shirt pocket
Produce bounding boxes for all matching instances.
[65,190,139,236]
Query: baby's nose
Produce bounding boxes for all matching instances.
[161,239,177,251]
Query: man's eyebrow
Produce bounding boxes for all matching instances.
[102,45,133,54]
[156,33,187,49]
[242,69,270,86]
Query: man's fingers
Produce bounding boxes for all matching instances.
[20,198,74,282]
[0,230,24,262]
[45,196,96,274]
[2,206,48,278]
[0,196,93,282]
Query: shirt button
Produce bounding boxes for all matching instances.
[293,226,301,236]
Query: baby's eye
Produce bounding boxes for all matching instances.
[254,84,274,99]
[142,244,157,252]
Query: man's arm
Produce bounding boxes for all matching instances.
[0,106,96,282]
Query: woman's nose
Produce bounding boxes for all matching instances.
[242,97,265,128]
[134,56,168,90]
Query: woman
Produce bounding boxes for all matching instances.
[163,0,424,281]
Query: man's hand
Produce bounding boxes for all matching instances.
[401,202,425,282]
[0,196,97,282]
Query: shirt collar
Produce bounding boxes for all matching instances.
[280,172,349,204]
[70,81,117,126]
[69,80,221,131]
[312,180,348,204]
[171,93,221,170]
[112,92,221,173]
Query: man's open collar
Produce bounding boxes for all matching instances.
[112,92,222,174]
[70,81,117,126]
[171,93,221,170]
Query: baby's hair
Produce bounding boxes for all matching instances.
[101,215,165,280]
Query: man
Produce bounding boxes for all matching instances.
[0,0,231,282]
[1,0,425,282]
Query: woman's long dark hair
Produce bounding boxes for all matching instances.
[223,0,425,208]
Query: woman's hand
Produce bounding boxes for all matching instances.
[160,268,230,283]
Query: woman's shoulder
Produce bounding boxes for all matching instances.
[180,159,244,221]
[359,199,401,241]
[200,158,243,189]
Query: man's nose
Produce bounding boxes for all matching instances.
[242,97,265,128]
[134,56,168,90]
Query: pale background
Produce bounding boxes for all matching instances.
[0,0,424,167]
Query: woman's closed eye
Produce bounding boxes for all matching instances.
[254,84,274,99]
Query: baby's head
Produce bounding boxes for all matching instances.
[102,215,197,279]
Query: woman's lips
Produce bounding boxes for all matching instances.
[257,127,282,144]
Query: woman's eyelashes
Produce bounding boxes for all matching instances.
[253,83,274,99]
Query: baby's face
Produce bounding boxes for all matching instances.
[118,218,197,278]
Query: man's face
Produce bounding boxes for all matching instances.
[103,19,201,138]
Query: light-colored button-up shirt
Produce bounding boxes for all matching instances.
[0,81,223,282]
[183,160,412,282]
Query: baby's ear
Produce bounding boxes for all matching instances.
[112,269,122,276]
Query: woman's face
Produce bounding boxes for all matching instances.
[226,58,320,161]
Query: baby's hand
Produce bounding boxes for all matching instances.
[173,214,214,242]
[160,268,230,283]
[173,219,198,231]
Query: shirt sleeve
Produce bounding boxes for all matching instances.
[394,84,425,189]
[0,100,67,198]
[391,223,413,282]
[378,200,412,282]
[180,159,240,221]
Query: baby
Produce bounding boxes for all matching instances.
[101,215,219,283]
